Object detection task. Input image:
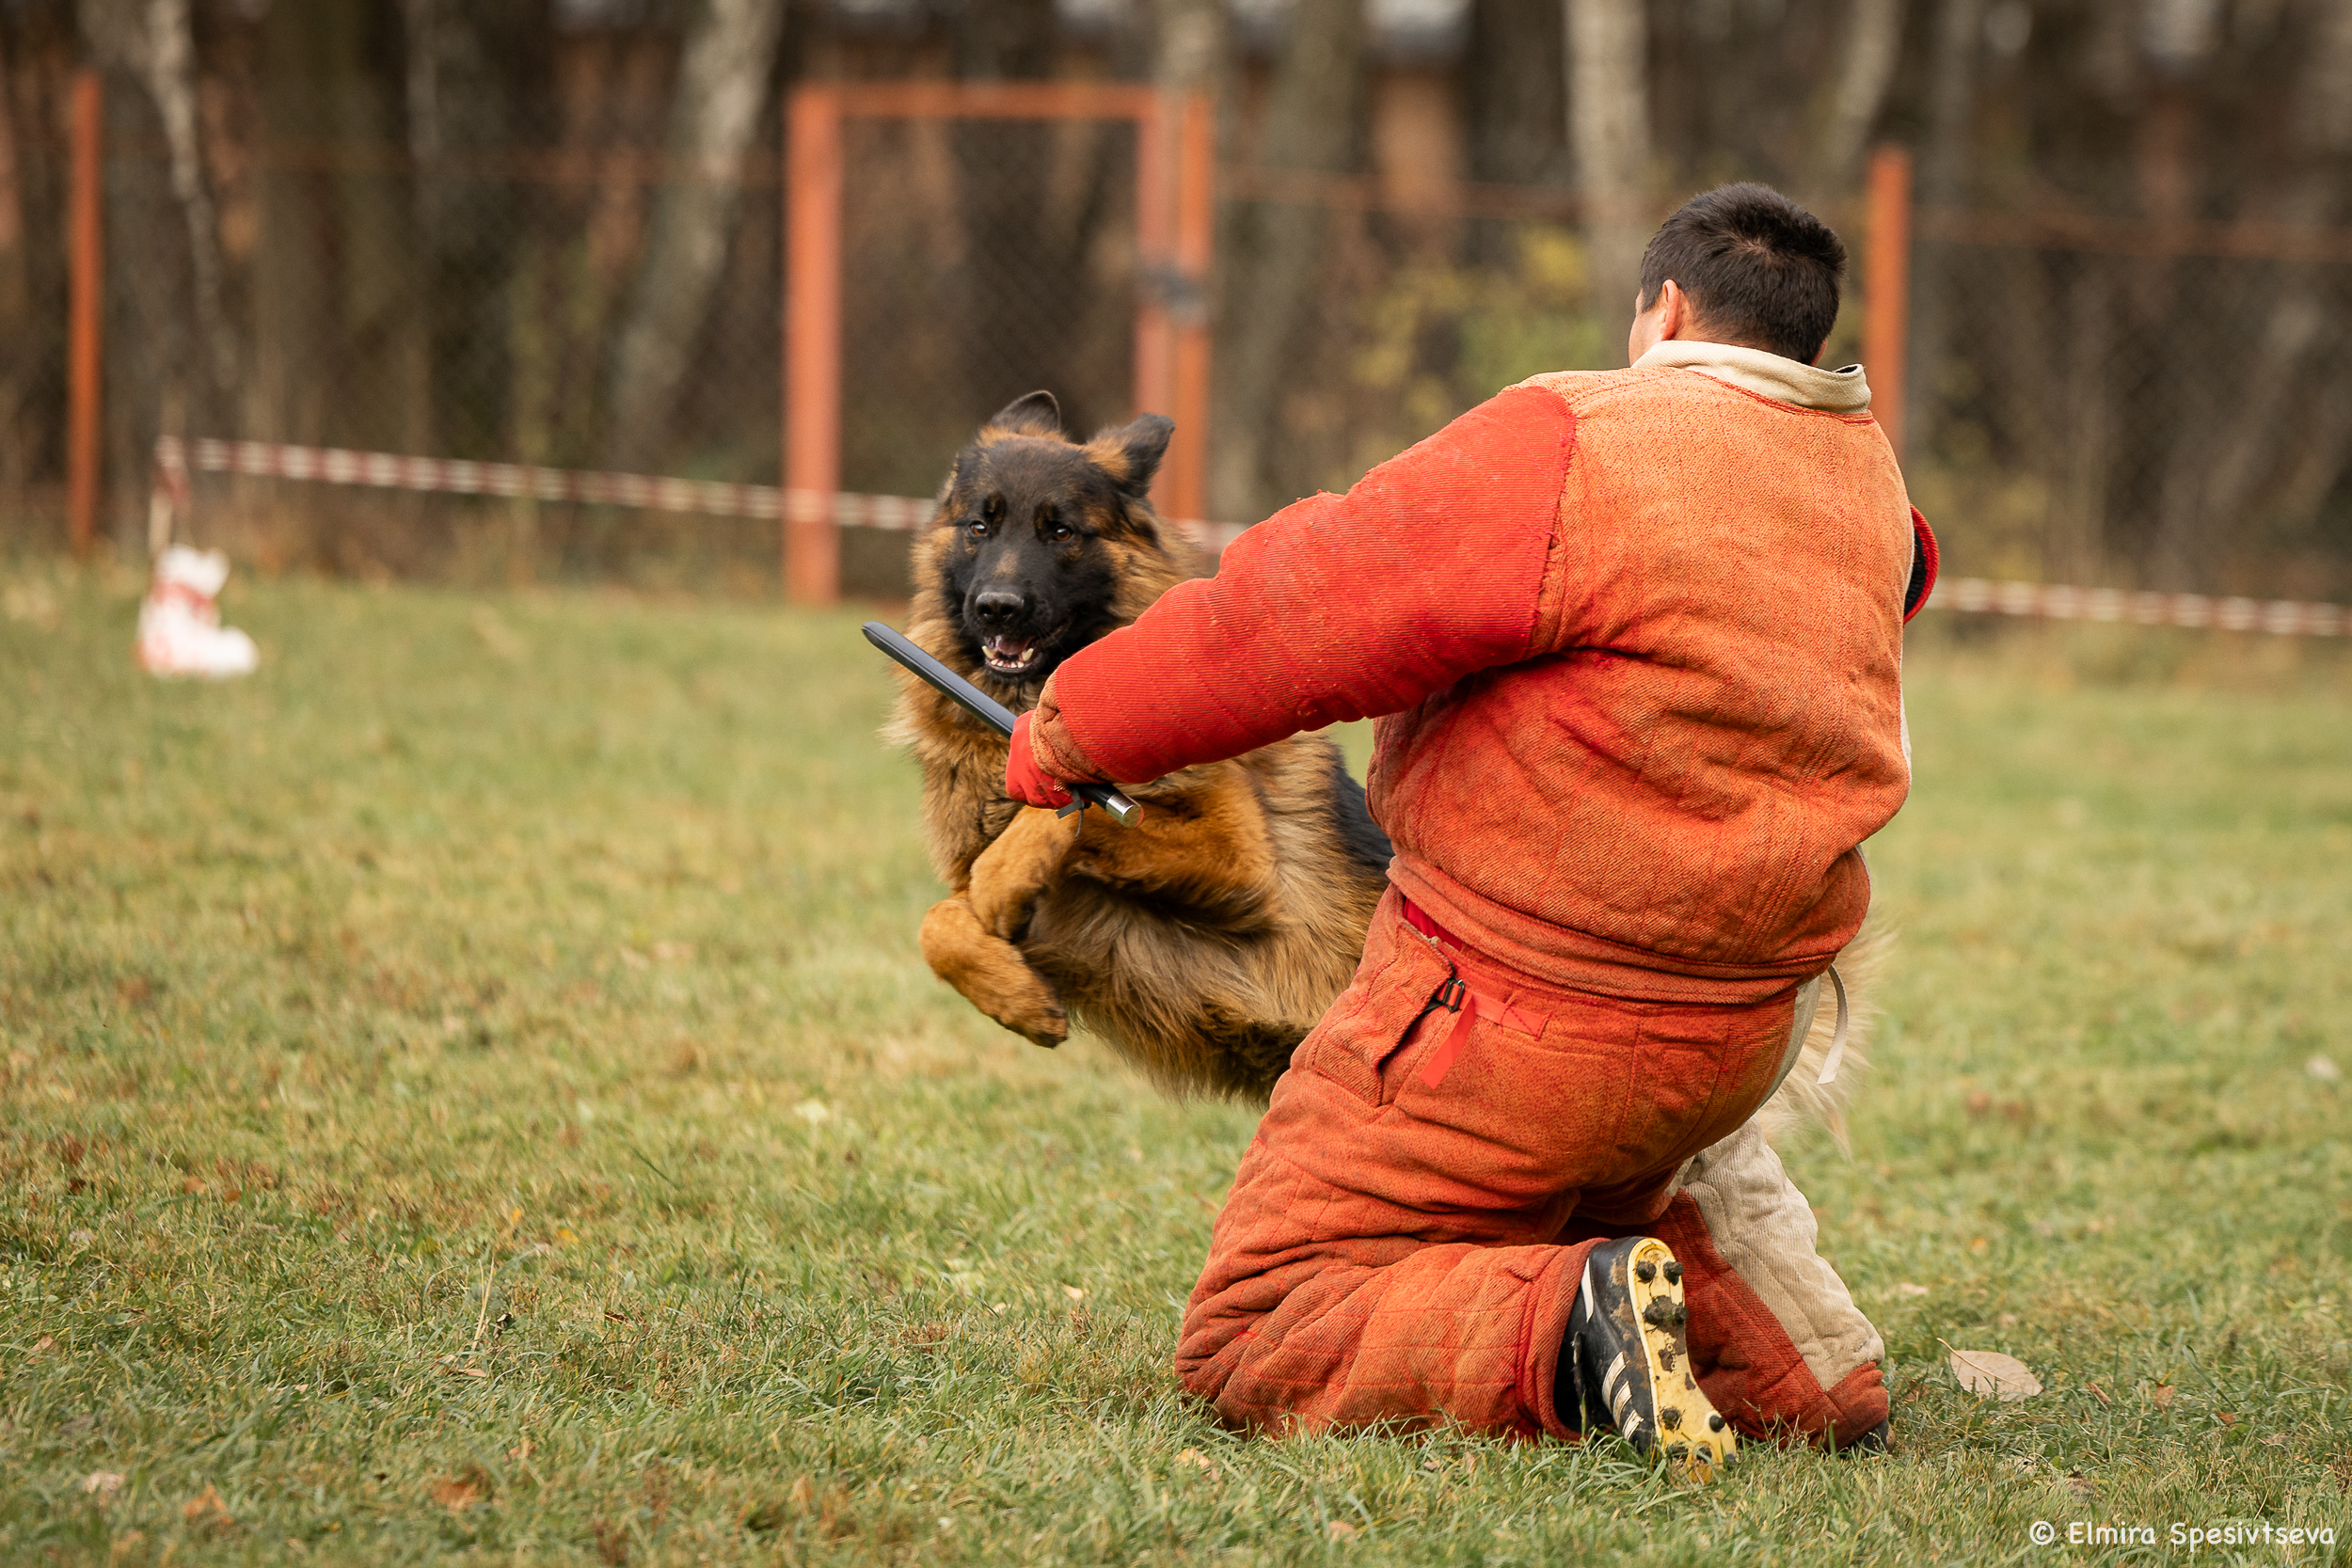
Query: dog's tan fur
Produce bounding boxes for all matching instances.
[889,411,1875,1130]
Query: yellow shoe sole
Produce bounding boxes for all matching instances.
[1597,1237,1738,1483]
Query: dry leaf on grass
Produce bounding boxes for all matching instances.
[431,1465,492,1513]
[1174,1448,1219,1481]
[79,1471,124,1498]
[1948,1347,2042,1400]
[1326,1520,1359,1542]
[183,1483,236,1535]
[2151,1384,2176,1409]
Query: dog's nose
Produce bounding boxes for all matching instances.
[972,590,1025,627]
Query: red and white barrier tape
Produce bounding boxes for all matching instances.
[152,436,1248,554]
[1928,577,2344,636]
[155,437,2342,634]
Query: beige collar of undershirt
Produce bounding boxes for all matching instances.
[1634,339,1872,414]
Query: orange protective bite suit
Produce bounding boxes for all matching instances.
[1027,346,1925,1449]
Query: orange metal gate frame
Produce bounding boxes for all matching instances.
[783,82,1214,604]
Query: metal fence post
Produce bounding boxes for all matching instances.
[1864,145,1913,465]
[69,69,103,561]
[1166,92,1214,529]
[1134,98,1175,444]
[785,86,843,605]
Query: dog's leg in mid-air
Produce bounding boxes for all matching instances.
[919,896,1069,1046]
[918,806,1083,1047]
[965,806,1083,940]
[1058,768,1280,927]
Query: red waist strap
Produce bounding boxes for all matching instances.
[1401,897,1456,950]
[1397,896,1549,1088]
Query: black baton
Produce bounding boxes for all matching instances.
[863,621,1145,827]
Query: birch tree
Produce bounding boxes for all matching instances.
[1804,0,1906,198]
[1565,0,1654,318]
[604,0,787,471]
[1209,0,1368,520]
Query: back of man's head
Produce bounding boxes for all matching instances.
[1637,184,1848,365]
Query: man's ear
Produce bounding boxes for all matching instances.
[983,390,1061,439]
[1655,279,1687,340]
[1086,414,1175,498]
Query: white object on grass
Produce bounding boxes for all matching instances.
[136,546,258,678]
[1949,1347,2042,1401]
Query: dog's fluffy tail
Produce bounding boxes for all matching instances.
[1753,917,1892,1155]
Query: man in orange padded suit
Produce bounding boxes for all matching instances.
[1004,183,1940,1475]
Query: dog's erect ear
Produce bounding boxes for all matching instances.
[983,391,1061,440]
[1086,414,1175,498]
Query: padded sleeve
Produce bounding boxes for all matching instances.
[1032,385,1579,785]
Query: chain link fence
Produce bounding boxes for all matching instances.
[7,53,2351,604]
[834,112,1146,594]
[1209,182,2352,605]
[1909,220,2352,601]
[93,128,790,590]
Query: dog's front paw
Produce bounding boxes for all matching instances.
[992,981,1069,1048]
[919,896,1069,1048]
[967,879,1041,943]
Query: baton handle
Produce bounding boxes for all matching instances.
[863,621,1145,827]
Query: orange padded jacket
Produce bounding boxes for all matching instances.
[1030,358,1921,1003]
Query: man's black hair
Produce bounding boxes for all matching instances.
[1636,183,1848,365]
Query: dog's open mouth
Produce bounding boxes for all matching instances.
[979,627,1060,677]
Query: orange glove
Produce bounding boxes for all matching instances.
[1005,711,1074,809]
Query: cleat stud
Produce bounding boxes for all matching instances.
[1635,1259,1658,1283]
[1661,1407,1682,1429]
[1662,1261,1683,1284]
[1708,1413,1726,1432]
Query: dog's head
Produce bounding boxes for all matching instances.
[926,391,1177,688]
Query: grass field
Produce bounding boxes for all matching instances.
[3,562,2349,1566]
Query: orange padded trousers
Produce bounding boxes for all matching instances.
[1174,892,1890,1448]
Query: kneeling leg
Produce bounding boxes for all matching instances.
[1651,1120,1891,1450]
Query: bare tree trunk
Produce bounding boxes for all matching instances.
[947,0,1056,80]
[1152,0,1228,99]
[0,17,56,495]
[1468,0,1566,187]
[137,0,232,401]
[80,0,231,415]
[2148,0,2352,590]
[78,0,193,548]
[603,0,786,472]
[940,0,1098,434]
[1565,0,1654,318]
[1208,0,1368,520]
[1804,0,1906,199]
[1902,0,1985,475]
[401,0,548,464]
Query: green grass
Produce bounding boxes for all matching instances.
[3,562,2348,1566]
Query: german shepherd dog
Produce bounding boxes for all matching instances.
[887,392,1876,1126]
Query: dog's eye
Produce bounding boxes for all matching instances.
[967,519,989,539]
[1049,523,1075,544]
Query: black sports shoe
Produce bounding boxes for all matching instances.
[1842,1417,1892,1455]
[1560,1236,1737,1481]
